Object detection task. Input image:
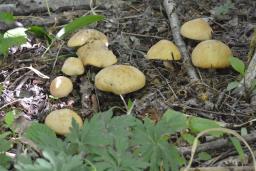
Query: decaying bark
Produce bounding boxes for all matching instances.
[163,0,199,81]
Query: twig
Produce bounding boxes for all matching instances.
[163,0,199,81]
[184,128,256,171]
[179,130,256,155]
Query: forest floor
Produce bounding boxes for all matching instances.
[1,0,256,170]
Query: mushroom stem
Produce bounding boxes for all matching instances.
[119,94,128,111]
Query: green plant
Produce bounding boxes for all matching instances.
[227,56,256,93]
[0,132,12,171]
[227,56,245,91]
[16,109,185,171]
[0,108,248,170]
[0,12,104,58]
[13,109,237,171]
[212,0,234,17]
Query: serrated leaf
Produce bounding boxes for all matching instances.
[0,155,10,171]
[15,150,85,171]
[189,117,223,137]
[162,109,188,133]
[0,139,12,153]
[230,137,245,160]
[229,56,246,76]
[227,81,240,91]
[0,12,15,24]
[198,152,212,161]
[132,117,185,171]
[25,123,65,153]
[0,132,11,139]
[56,15,104,39]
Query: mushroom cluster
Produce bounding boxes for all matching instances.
[46,29,146,134]
[45,18,233,135]
[180,18,233,69]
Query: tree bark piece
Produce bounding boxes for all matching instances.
[163,0,199,81]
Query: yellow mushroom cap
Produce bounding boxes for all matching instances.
[45,109,83,135]
[95,65,146,95]
[67,29,108,48]
[192,40,232,69]
[146,40,181,60]
[50,76,73,98]
[180,18,213,41]
[61,57,84,76]
[77,44,117,68]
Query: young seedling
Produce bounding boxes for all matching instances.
[227,56,246,91]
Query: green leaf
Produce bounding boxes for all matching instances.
[0,36,27,56]
[0,132,11,139]
[198,152,212,161]
[0,12,15,24]
[230,137,245,160]
[0,83,4,95]
[227,81,240,91]
[132,117,185,171]
[56,15,104,39]
[189,117,223,137]
[229,56,246,76]
[0,165,8,171]
[4,110,16,128]
[162,109,188,134]
[27,26,53,42]
[15,150,85,171]
[181,133,196,145]
[127,99,133,110]
[0,139,12,153]
[25,122,65,153]
[0,154,11,169]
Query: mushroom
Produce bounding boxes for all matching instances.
[95,65,145,95]
[191,40,232,69]
[77,45,117,67]
[67,29,108,48]
[180,18,213,41]
[146,39,181,61]
[50,76,73,98]
[95,65,146,109]
[45,108,83,135]
[61,57,84,76]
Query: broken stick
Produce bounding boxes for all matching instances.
[163,0,199,81]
